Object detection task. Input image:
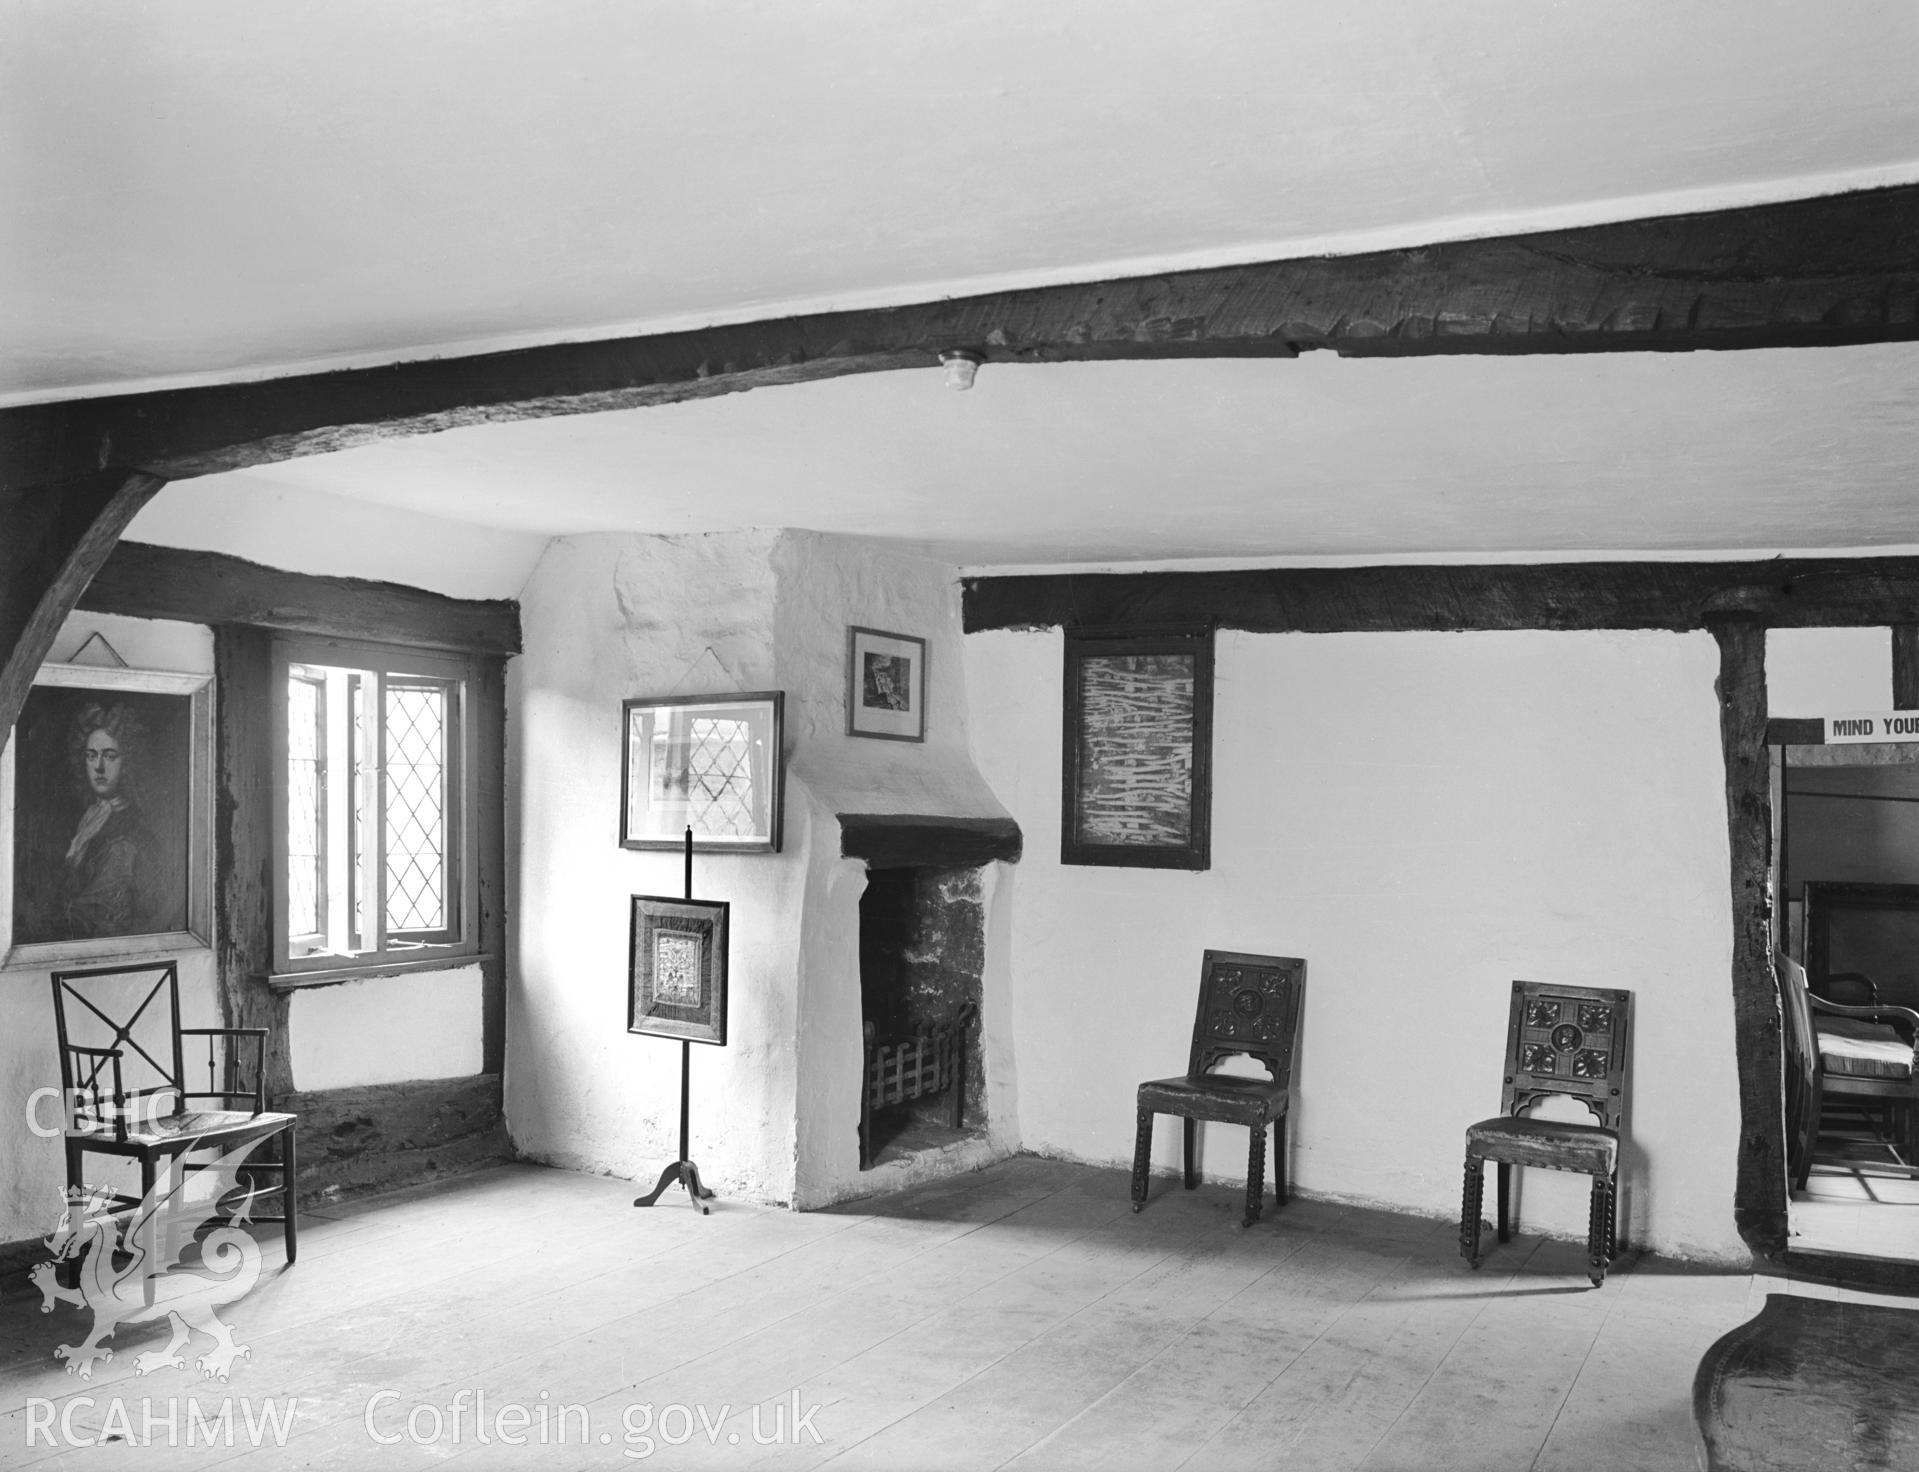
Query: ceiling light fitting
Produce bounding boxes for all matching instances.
[939,349,984,391]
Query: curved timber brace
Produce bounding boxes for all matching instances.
[0,472,166,739]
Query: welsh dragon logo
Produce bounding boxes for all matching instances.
[31,1133,269,1382]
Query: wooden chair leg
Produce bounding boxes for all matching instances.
[1243,1124,1266,1228]
[59,1140,83,1291]
[282,1126,298,1266]
[1130,1106,1154,1212]
[1273,1115,1287,1206]
[1496,1162,1512,1243]
[1182,1118,1198,1190]
[1586,1174,1610,1287]
[140,1156,157,1309]
[1460,1152,1484,1267]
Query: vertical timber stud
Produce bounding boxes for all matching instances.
[474,655,508,1076]
[215,625,294,1099]
[1893,626,1919,709]
[0,472,165,738]
[1711,616,1788,1257]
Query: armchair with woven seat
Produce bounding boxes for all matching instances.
[51,960,298,1271]
[1130,950,1305,1229]
[1778,953,1919,1176]
[1459,981,1633,1287]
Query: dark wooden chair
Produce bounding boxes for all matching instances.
[1131,950,1305,1228]
[1459,981,1631,1286]
[52,960,298,1270]
[1778,952,1919,1175]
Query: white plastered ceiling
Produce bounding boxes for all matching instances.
[10,1,1919,564]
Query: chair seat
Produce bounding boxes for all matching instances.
[1465,1115,1619,1174]
[1817,1018,1916,1081]
[1138,1073,1288,1128]
[77,1110,296,1151]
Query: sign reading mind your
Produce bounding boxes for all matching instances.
[1825,711,1919,744]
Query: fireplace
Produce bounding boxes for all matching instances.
[856,864,987,1167]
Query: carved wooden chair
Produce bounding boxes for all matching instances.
[1131,951,1305,1228]
[1459,981,1631,1287]
[51,960,298,1271]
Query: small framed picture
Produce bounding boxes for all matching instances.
[629,895,729,1045]
[846,627,926,742]
[620,692,783,852]
[2,663,214,964]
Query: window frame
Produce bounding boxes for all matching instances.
[269,634,478,981]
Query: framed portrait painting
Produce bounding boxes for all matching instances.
[846,626,926,742]
[2,664,213,963]
[628,895,729,1045]
[1061,626,1213,871]
[620,692,784,853]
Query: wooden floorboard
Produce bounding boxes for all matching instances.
[0,1157,1830,1470]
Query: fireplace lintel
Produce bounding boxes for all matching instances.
[837,813,1022,868]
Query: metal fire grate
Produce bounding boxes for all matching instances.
[860,1003,978,1168]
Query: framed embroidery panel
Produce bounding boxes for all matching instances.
[1060,627,1214,871]
[628,895,729,1045]
[1,663,213,964]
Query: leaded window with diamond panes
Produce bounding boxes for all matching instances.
[385,680,448,933]
[286,671,326,944]
[275,640,471,975]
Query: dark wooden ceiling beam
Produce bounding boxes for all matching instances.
[964,556,1919,635]
[5,184,1918,494]
[78,541,522,656]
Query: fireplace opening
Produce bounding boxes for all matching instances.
[857,864,987,1169]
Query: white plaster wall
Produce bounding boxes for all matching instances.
[0,613,219,1245]
[773,531,1010,821]
[289,966,485,1090]
[508,528,1018,1208]
[124,476,547,602]
[1766,626,1890,715]
[507,531,805,1202]
[771,531,1020,1205]
[124,484,513,1094]
[966,625,1745,1263]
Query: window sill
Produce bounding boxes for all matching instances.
[265,953,493,991]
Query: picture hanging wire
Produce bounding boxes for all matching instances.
[62,631,130,669]
[663,646,735,697]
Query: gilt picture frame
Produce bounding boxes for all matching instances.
[620,692,784,852]
[846,626,926,742]
[1061,626,1213,870]
[628,894,729,1045]
[1,663,213,965]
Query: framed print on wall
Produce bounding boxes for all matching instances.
[1061,626,1213,870]
[846,626,926,742]
[620,692,784,852]
[1,663,214,963]
[629,895,729,1045]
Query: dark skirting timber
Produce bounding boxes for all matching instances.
[838,814,1023,868]
[5,183,1919,494]
[964,556,1919,636]
[277,1073,510,1204]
